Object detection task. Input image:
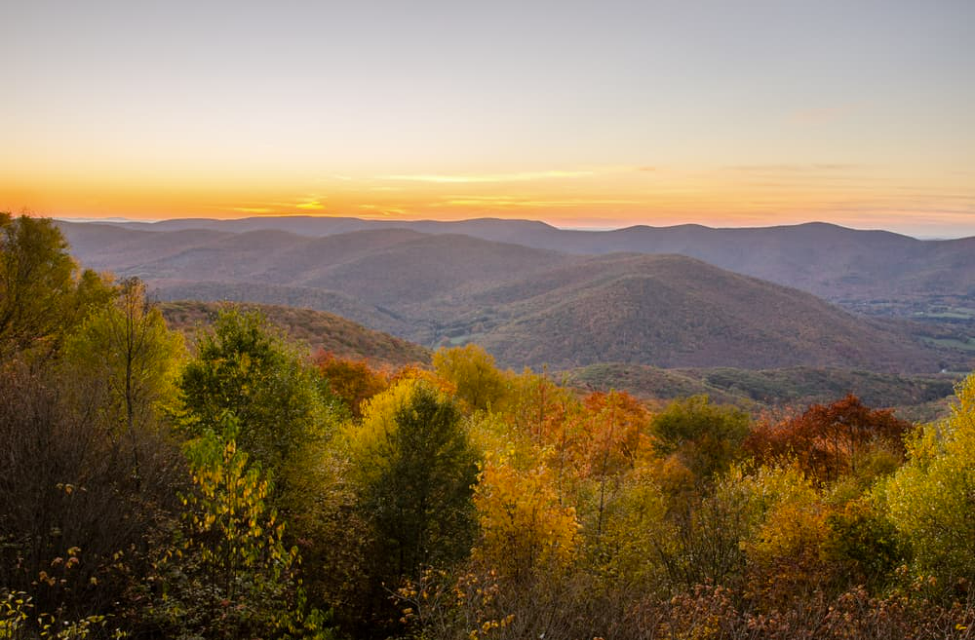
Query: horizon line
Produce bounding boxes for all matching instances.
[46,213,975,241]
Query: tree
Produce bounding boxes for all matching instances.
[433,344,508,413]
[473,455,579,582]
[313,351,388,419]
[650,395,750,483]
[349,379,480,580]
[62,278,184,486]
[880,373,975,586]
[0,356,184,633]
[0,213,112,362]
[151,417,333,639]
[554,391,652,542]
[748,394,910,482]
[178,307,334,481]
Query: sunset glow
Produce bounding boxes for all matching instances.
[3,1,973,237]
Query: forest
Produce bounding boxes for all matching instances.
[3,212,975,640]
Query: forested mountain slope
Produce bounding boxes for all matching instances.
[59,221,967,373]
[160,300,430,367]
[74,216,975,305]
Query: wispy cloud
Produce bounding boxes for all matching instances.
[438,195,641,209]
[359,204,407,216]
[295,198,326,211]
[383,170,594,184]
[226,206,275,214]
[724,163,859,173]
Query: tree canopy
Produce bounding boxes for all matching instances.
[0,213,112,361]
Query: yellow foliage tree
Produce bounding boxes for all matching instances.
[880,372,975,584]
[433,344,508,413]
[473,452,579,582]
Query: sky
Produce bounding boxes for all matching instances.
[2,0,974,237]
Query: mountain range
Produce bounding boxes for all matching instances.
[88,216,975,308]
[57,218,974,373]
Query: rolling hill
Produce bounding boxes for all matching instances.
[430,253,950,371]
[73,216,975,309]
[160,300,430,367]
[58,221,969,374]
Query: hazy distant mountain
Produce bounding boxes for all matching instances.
[77,216,975,307]
[58,220,967,373]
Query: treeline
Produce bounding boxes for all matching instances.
[2,213,975,640]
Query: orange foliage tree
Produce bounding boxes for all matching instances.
[746,394,911,482]
[313,350,389,419]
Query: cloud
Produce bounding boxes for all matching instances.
[359,204,407,216]
[382,170,594,184]
[438,195,641,209]
[228,206,275,214]
[295,201,325,211]
[724,163,859,173]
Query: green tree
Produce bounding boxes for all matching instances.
[349,379,480,579]
[62,278,184,486]
[651,395,750,482]
[178,307,334,480]
[151,418,332,639]
[0,213,112,362]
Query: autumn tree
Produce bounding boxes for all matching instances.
[504,368,576,445]
[565,391,652,540]
[348,379,480,580]
[473,454,579,583]
[748,394,911,482]
[0,213,112,362]
[313,351,388,419]
[433,344,508,413]
[880,373,975,587]
[650,395,750,483]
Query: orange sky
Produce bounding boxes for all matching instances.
[7,162,973,236]
[3,1,974,237]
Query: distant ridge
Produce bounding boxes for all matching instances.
[57,220,971,374]
[66,216,975,305]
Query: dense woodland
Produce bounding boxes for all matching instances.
[4,213,975,639]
